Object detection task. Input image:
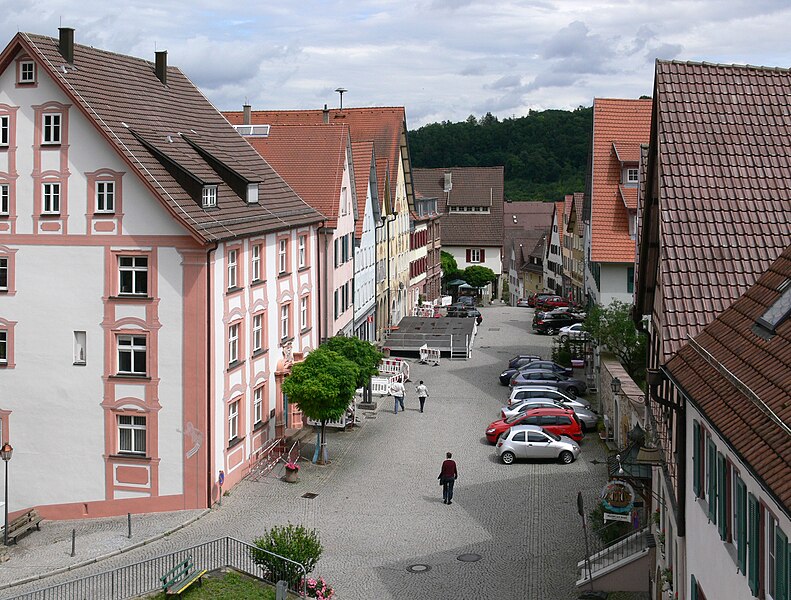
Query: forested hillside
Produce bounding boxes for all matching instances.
[408,107,592,202]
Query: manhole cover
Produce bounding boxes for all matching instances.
[406,564,431,573]
[301,492,318,499]
[457,553,482,562]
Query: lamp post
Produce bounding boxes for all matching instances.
[1,442,13,546]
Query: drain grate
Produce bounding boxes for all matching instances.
[457,553,482,562]
[301,492,318,499]
[406,564,431,573]
[488,327,501,331]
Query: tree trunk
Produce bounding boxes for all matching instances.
[319,420,329,465]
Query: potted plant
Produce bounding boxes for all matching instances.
[303,576,335,599]
[284,461,300,483]
[661,566,673,592]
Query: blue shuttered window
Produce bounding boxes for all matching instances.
[692,421,701,497]
[748,493,760,595]
[707,437,717,523]
[717,453,727,540]
[735,476,747,574]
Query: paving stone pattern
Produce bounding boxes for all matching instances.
[1,306,614,600]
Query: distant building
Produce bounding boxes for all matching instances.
[502,201,554,304]
[562,193,585,304]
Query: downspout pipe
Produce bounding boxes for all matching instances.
[374,217,387,340]
[315,220,327,343]
[385,213,397,331]
[206,241,218,508]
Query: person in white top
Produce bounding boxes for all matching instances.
[415,381,429,413]
[390,380,405,414]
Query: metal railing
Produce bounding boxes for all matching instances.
[5,536,307,600]
[578,525,651,583]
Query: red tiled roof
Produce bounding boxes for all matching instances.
[224,107,409,215]
[555,201,565,247]
[619,186,638,209]
[667,244,791,513]
[413,167,504,247]
[590,98,652,263]
[246,124,350,228]
[351,141,376,239]
[612,142,641,163]
[1,33,322,242]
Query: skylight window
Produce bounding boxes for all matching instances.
[754,278,791,337]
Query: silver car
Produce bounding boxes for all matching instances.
[507,386,592,410]
[502,400,599,432]
[496,425,581,464]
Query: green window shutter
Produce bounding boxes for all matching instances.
[748,493,760,595]
[776,527,788,600]
[692,421,701,497]
[707,438,717,523]
[690,574,698,600]
[736,477,747,574]
[717,453,727,540]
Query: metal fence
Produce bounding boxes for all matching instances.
[5,536,307,600]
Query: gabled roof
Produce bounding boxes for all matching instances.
[503,200,554,231]
[350,140,379,239]
[565,192,584,232]
[245,124,351,228]
[666,244,791,517]
[224,107,411,215]
[590,98,652,263]
[618,186,638,209]
[1,32,321,242]
[413,167,504,247]
[636,61,791,358]
[554,200,565,248]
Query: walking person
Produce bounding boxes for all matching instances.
[438,452,458,504]
[390,379,405,414]
[415,380,429,413]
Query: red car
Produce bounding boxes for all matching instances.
[485,407,583,443]
[527,293,554,307]
[536,295,570,310]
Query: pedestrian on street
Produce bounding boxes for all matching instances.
[415,380,429,413]
[390,379,405,414]
[438,452,458,504]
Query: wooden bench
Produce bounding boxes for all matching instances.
[160,556,207,596]
[2,508,42,544]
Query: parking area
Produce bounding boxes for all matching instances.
[1,305,611,600]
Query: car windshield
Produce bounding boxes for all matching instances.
[543,429,561,441]
[505,414,525,424]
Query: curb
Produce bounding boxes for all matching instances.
[0,508,211,592]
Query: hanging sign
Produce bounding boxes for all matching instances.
[600,479,635,518]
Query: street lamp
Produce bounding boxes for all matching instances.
[610,376,621,395]
[1,442,13,546]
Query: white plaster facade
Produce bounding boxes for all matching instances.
[545,214,563,295]
[353,175,377,341]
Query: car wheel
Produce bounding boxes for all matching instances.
[560,334,568,343]
[501,451,515,465]
[546,327,556,335]
[559,451,574,464]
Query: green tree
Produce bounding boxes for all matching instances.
[440,251,458,277]
[282,347,359,464]
[462,265,497,289]
[322,336,383,404]
[583,300,648,384]
[251,523,323,588]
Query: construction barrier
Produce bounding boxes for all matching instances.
[379,357,410,382]
[419,343,441,366]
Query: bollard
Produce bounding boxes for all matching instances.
[70,528,76,557]
[275,580,288,600]
[127,513,131,539]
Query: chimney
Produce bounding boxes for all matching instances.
[243,104,251,125]
[155,51,168,85]
[323,104,329,124]
[59,27,74,63]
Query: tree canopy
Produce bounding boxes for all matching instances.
[322,336,382,390]
[583,300,647,384]
[462,265,497,289]
[409,107,592,202]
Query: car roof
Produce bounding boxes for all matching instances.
[508,424,545,433]
[511,385,567,392]
[522,406,575,415]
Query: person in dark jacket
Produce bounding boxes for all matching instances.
[438,452,458,504]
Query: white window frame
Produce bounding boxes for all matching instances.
[252,314,262,353]
[0,184,8,215]
[202,185,217,208]
[627,167,639,184]
[117,335,147,375]
[118,256,148,296]
[227,249,237,289]
[118,415,146,454]
[228,400,239,441]
[42,113,61,144]
[0,330,6,364]
[42,182,60,214]
[278,239,287,274]
[19,61,35,83]
[469,249,481,263]
[0,115,8,146]
[251,244,261,282]
[228,323,239,364]
[96,181,115,213]
[253,387,263,424]
[0,257,8,291]
[300,296,308,330]
[298,235,306,268]
[280,304,290,339]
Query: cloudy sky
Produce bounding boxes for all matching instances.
[3,1,791,127]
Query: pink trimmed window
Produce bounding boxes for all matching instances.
[278,237,289,275]
[117,334,147,376]
[0,115,8,147]
[280,303,292,340]
[16,59,36,86]
[117,413,147,455]
[42,181,61,214]
[300,295,310,332]
[1,183,10,215]
[253,385,264,426]
[228,399,241,443]
[251,243,262,283]
[42,112,62,145]
[228,322,240,365]
[118,255,149,296]
[0,257,8,292]
[252,313,264,354]
[0,319,16,368]
[298,235,307,269]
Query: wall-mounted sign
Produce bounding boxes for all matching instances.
[601,479,635,517]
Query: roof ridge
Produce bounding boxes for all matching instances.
[22,32,163,67]
[657,58,791,74]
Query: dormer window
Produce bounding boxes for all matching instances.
[624,167,639,185]
[19,61,35,84]
[246,183,259,204]
[202,185,217,208]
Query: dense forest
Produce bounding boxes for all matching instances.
[408,107,592,202]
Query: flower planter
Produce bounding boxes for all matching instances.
[283,467,299,483]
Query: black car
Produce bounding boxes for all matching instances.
[500,355,542,385]
[514,360,574,377]
[532,312,583,335]
[447,306,483,324]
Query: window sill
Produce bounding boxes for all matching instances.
[73,361,87,366]
[252,349,268,359]
[40,213,62,218]
[93,211,116,216]
[110,374,150,380]
[280,336,294,345]
[110,294,153,301]
[253,420,267,432]
[277,271,292,279]
[227,436,245,451]
[227,360,245,373]
[250,279,266,289]
[40,143,62,148]
[226,286,243,295]
[298,266,310,273]
[109,453,151,461]
[300,327,312,335]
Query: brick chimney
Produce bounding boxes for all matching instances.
[155,51,167,85]
[323,104,329,124]
[243,104,251,125]
[59,27,74,63]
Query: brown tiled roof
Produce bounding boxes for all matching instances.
[413,167,504,247]
[503,200,554,231]
[224,107,410,215]
[638,61,791,357]
[619,186,638,209]
[666,244,791,515]
[2,32,321,242]
[590,98,652,263]
[351,141,377,239]
[554,201,565,247]
[246,124,350,228]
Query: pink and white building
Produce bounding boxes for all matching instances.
[0,29,322,519]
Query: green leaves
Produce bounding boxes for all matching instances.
[251,524,323,588]
[583,300,647,385]
[322,336,382,389]
[462,266,497,289]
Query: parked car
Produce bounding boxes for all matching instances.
[499,355,542,385]
[527,292,554,307]
[514,360,573,377]
[559,323,590,343]
[447,305,482,323]
[502,400,599,431]
[507,354,542,369]
[509,370,587,397]
[516,298,531,308]
[496,425,581,465]
[457,295,476,307]
[535,295,570,310]
[486,406,583,443]
[532,311,582,335]
[507,385,591,410]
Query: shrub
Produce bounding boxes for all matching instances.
[588,503,632,545]
[251,524,323,589]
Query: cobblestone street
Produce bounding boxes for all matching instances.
[1,305,612,600]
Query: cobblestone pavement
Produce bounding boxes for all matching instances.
[1,306,613,600]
